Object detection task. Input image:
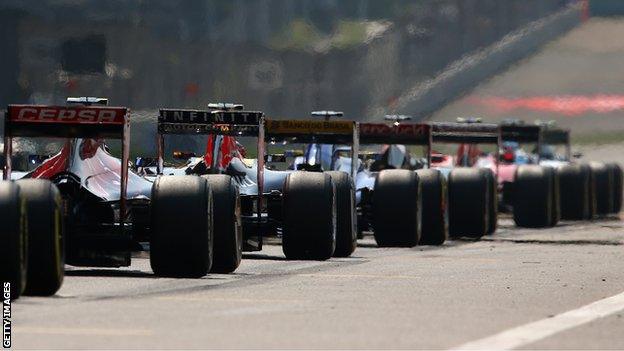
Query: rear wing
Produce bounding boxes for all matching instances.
[431,122,500,169]
[500,124,569,145]
[542,128,571,161]
[158,108,263,136]
[359,122,432,168]
[431,122,500,144]
[359,123,430,145]
[542,128,569,145]
[265,120,356,144]
[500,125,541,143]
[3,103,131,224]
[265,119,358,179]
[5,104,128,139]
[500,124,570,160]
[156,108,265,174]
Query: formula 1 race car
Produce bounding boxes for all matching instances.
[154,105,356,260]
[264,116,358,257]
[490,123,563,227]
[1,97,237,300]
[496,122,622,223]
[428,121,498,237]
[534,124,622,218]
[356,118,448,246]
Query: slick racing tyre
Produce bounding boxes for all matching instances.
[282,172,336,260]
[372,169,422,247]
[416,169,447,245]
[590,162,614,216]
[585,163,598,219]
[513,165,558,228]
[326,171,357,257]
[606,163,623,214]
[558,164,591,220]
[482,168,498,235]
[550,168,561,227]
[0,182,27,300]
[18,180,64,296]
[203,175,242,273]
[448,168,488,238]
[150,176,213,278]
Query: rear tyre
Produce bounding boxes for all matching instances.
[416,169,447,245]
[585,163,598,219]
[558,164,591,220]
[19,179,64,296]
[589,162,614,216]
[282,172,336,260]
[606,163,623,214]
[150,176,213,278]
[513,165,557,228]
[202,175,242,273]
[0,182,27,300]
[448,168,488,238]
[482,169,498,235]
[372,170,421,247]
[326,171,357,257]
[549,167,561,227]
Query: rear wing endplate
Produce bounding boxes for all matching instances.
[431,122,500,144]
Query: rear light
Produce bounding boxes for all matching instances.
[503,152,514,162]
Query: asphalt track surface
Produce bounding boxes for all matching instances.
[11,215,624,350]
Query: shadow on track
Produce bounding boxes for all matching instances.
[66,269,157,279]
[242,253,288,261]
[480,238,622,246]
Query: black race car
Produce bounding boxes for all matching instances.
[154,105,357,260]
